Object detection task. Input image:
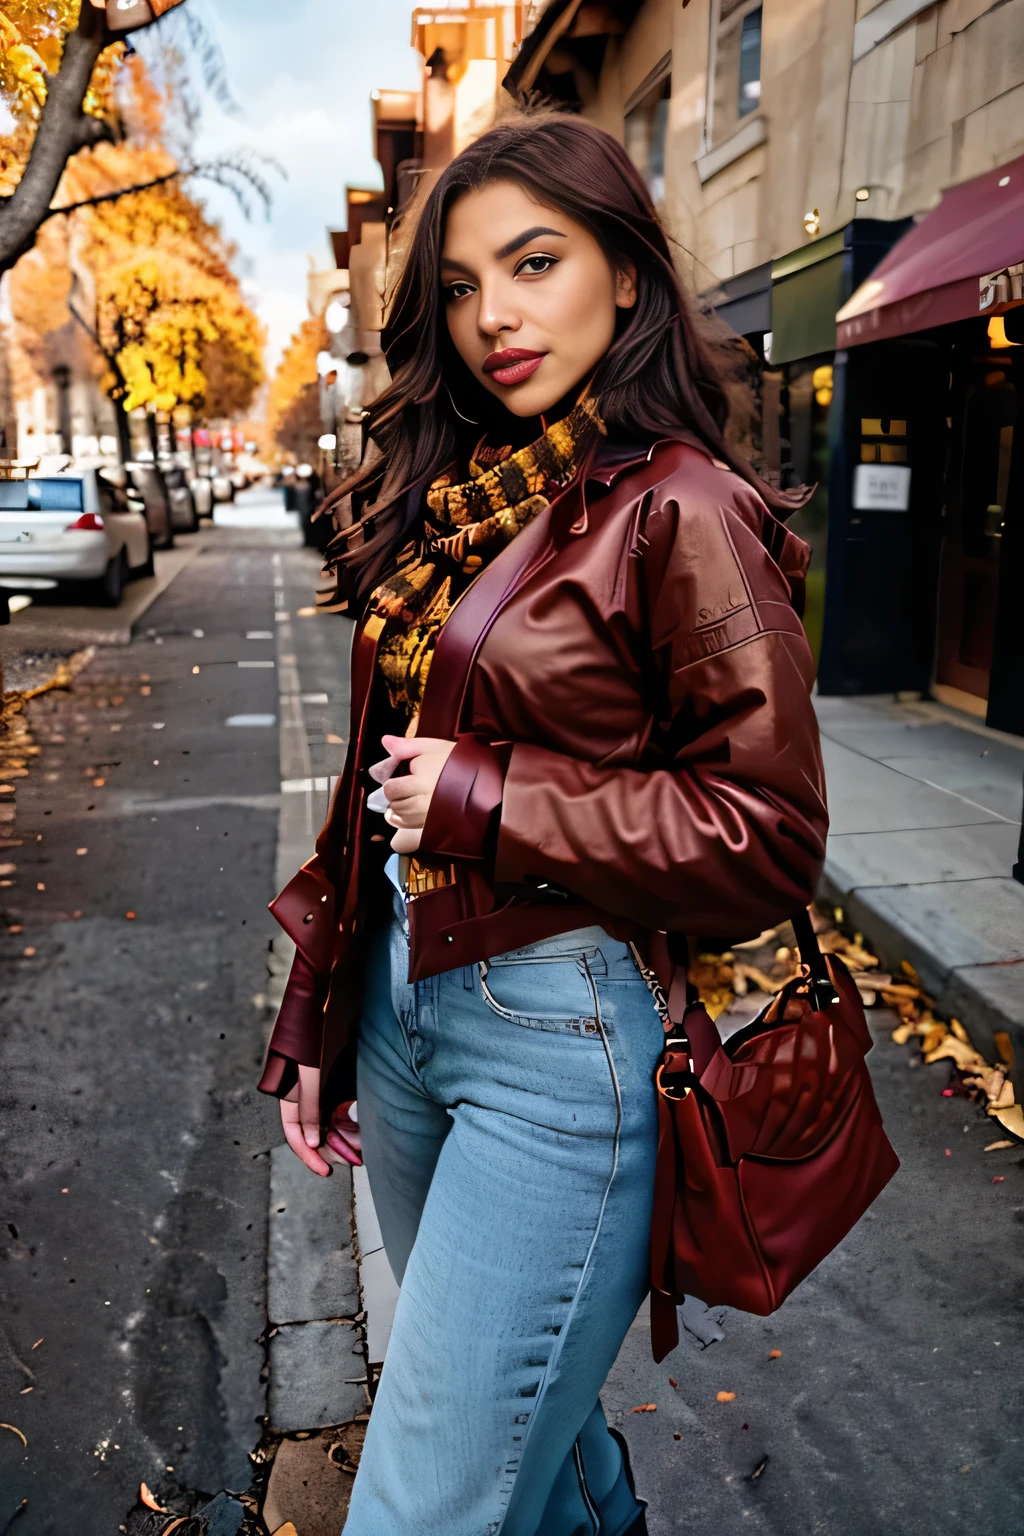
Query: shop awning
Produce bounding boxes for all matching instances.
[837,153,1024,347]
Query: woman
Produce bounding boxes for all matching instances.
[260,114,828,1535]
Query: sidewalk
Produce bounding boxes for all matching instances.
[814,693,1024,1091]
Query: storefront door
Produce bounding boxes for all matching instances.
[935,337,1017,707]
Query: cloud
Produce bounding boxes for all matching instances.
[183,0,422,370]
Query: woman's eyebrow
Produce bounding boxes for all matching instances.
[495,226,567,260]
[440,227,567,273]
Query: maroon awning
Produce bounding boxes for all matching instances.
[837,152,1024,347]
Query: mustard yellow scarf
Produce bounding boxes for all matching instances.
[369,396,603,719]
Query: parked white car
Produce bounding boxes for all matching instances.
[0,469,151,606]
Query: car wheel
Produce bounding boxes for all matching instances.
[134,534,156,580]
[95,548,129,607]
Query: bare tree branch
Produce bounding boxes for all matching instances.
[21,148,280,229]
[71,114,117,153]
[43,170,184,220]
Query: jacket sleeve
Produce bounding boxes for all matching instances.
[257,856,336,1100]
[490,476,829,938]
[257,948,328,1099]
[419,734,512,864]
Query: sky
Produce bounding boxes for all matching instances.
[155,0,424,370]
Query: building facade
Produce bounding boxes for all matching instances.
[319,3,526,485]
[510,0,1024,732]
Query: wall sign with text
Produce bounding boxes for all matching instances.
[852,463,912,511]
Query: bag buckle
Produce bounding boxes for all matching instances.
[655,1060,696,1101]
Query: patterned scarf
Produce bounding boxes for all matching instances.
[370,396,603,720]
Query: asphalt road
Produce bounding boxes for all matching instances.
[0,493,334,1531]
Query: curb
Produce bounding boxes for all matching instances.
[815,697,1024,1102]
[819,860,1024,1100]
[264,547,385,1450]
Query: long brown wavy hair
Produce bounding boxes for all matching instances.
[321,112,799,614]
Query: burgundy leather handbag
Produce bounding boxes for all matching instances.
[643,911,899,1362]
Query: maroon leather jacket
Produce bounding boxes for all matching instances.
[259,436,828,1114]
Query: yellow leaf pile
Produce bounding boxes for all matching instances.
[887,977,1023,1139]
[692,922,882,1021]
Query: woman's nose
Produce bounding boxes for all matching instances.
[477,281,521,341]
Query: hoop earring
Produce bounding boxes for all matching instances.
[445,384,480,426]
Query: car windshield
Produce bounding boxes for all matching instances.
[0,478,84,513]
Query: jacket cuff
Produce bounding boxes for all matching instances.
[420,734,511,865]
[257,948,326,1100]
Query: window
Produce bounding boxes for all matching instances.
[0,479,84,512]
[624,67,671,205]
[738,7,761,117]
[707,0,763,147]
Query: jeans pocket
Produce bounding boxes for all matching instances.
[478,952,603,1036]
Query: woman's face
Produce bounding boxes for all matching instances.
[441,179,636,419]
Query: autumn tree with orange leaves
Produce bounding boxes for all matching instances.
[263,312,328,464]
[4,9,265,455]
[73,144,265,423]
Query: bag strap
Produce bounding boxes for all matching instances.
[635,912,840,1057]
[790,908,841,1010]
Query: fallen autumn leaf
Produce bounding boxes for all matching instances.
[989,1104,1024,1139]
[139,1483,167,1512]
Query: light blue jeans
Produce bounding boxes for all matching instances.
[344,896,664,1535]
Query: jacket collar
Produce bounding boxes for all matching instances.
[585,429,713,488]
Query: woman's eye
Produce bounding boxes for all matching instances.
[516,254,557,277]
[445,281,475,301]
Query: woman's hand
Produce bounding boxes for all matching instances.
[280,1075,363,1176]
[369,734,456,854]
[280,1064,330,1176]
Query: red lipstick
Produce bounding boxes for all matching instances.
[482,348,545,386]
